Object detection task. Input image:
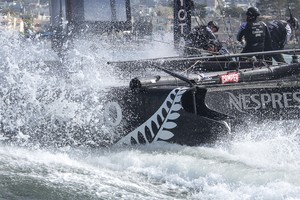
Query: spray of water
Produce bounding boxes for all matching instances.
[0,30,179,148]
[1,30,300,199]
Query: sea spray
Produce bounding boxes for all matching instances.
[0,30,129,147]
[0,30,178,148]
[0,30,299,199]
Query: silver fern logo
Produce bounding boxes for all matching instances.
[117,88,187,145]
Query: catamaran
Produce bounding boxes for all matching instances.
[4,0,299,147]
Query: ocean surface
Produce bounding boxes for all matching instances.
[0,30,300,200]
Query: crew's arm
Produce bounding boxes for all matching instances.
[285,24,292,42]
[206,27,218,40]
[237,22,247,42]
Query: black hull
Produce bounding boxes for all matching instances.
[107,87,229,146]
[112,59,266,75]
[106,75,300,146]
[206,82,300,121]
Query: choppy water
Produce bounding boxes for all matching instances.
[1,133,300,200]
[0,30,300,199]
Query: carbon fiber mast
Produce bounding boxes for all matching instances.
[173,0,193,50]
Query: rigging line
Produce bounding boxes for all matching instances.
[215,0,237,53]
[192,11,203,26]
[194,15,203,27]
[197,14,206,26]
[217,0,236,53]
[287,0,299,51]
[191,5,206,26]
[185,3,232,66]
[190,11,205,27]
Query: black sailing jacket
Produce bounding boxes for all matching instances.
[237,21,272,53]
[267,20,289,49]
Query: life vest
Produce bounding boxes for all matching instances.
[243,21,266,48]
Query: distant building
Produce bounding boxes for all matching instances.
[0,0,50,33]
[0,13,24,32]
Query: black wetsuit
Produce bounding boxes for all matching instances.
[237,21,272,60]
[184,25,218,55]
[267,20,290,63]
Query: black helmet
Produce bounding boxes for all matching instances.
[246,7,260,17]
[207,21,219,31]
[287,17,299,30]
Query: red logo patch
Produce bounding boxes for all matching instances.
[220,72,239,84]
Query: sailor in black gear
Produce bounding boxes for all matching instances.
[207,21,219,32]
[206,39,230,55]
[237,7,272,60]
[287,17,299,30]
[206,39,232,62]
[267,19,293,63]
[184,21,219,55]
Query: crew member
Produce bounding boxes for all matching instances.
[184,21,220,55]
[206,40,230,55]
[206,39,232,62]
[237,7,272,60]
[267,17,298,63]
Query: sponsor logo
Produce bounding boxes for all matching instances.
[220,72,239,84]
[227,91,300,112]
[177,0,187,35]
